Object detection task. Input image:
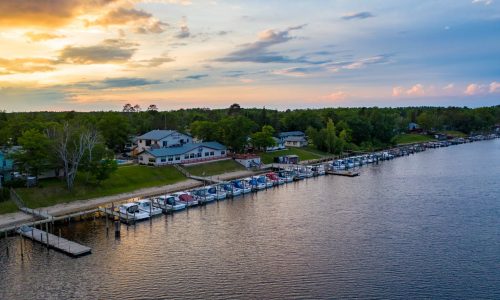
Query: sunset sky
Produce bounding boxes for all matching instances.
[0,0,499,111]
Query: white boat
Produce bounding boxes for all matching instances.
[245,177,266,190]
[232,180,252,194]
[207,185,227,200]
[332,160,346,170]
[190,188,216,202]
[153,195,186,211]
[136,199,163,216]
[345,158,355,169]
[119,203,150,221]
[222,183,242,196]
[257,175,273,188]
[172,192,199,206]
[314,165,326,176]
[277,171,294,183]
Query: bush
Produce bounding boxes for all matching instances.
[3,179,26,188]
[0,188,10,202]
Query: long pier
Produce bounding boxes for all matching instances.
[16,226,91,257]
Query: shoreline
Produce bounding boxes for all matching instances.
[0,169,258,230]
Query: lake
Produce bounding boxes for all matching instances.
[1,140,499,299]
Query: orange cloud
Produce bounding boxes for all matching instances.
[25,32,66,42]
[0,0,118,28]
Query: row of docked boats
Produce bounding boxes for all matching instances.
[116,167,327,221]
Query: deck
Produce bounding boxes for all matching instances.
[16,226,91,257]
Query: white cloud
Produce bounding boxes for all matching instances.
[472,0,493,5]
[392,86,404,97]
[464,83,488,95]
[443,83,454,90]
[489,81,500,93]
[322,91,348,101]
[406,84,425,96]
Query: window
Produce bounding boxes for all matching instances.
[175,156,180,160]
[184,155,189,159]
[146,140,151,146]
[149,158,156,163]
[221,151,225,155]
[205,152,209,156]
[197,153,202,158]
[163,141,168,147]
[161,157,166,162]
[168,156,173,162]
[139,156,143,161]
[210,151,214,156]
[190,153,195,158]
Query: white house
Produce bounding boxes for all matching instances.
[279,131,308,147]
[266,137,286,152]
[234,154,261,168]
[138,142,227,166]
[136,130,192,153]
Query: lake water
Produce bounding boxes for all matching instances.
[1,140,499,299]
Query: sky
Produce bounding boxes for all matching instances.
[0,0,499,111]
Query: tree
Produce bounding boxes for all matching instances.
[219,116,256,152]
[147,104,158,112]
[228,103,241,116]
[93,159,118,184]
[98,113,132,152]
[47,123,96,191]
[122,103,134,113]
[325,119,337,153]
[251,125,276,151]
[11,129,51,179]
[133,104,141,112]
[190,120,220,141]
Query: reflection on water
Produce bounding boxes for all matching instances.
[1,140,499,299]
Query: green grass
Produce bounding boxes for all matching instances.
[393,134,436,145]
[186,159,245,177]
[0,200,18,214]
[442,130,467,137]
[16,165,187,209]
[260,147,328,164]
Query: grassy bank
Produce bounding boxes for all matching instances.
[185,159,245,177]
[0,200,18,214]
[442,130,467,137]
[393,134,435,145]
[16,165,186,209]
[260,147,328,164]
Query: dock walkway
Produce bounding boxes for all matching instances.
[16,226,91,257]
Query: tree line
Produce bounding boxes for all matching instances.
[0,104,499,186]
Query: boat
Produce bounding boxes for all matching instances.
[298,167,313,178]
[136,199,163,216]
[245,177,266,190]
[232,179,252,194]
[153,195,186,211]
[266,172,285,185]
[119,203,150,221]
[332,159,346,170]
[257,175,273,188]
[172,192,199,206]
[221,182,242,196]
[207,185,227,200]
[313,164,326,176]
[190,188,216,202]
[277,170,294,183]
[345,158,355,169]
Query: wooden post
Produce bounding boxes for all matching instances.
[59,228,61,247]
[105,208,109,237]
[19,233,24,260]
[45,222,49,249]
[115,220,120,238]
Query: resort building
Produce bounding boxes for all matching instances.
[266,137,286,152]
[135,130,192,153]
[138,141,227,166]
[279,131,308,147]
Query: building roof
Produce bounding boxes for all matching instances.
[137,129,191,141]
[278,131,305,138]
[284,136,307,142]
[145,142,226,157]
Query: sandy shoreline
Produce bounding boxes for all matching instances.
[0,169,257,231]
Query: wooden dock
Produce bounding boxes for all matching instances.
[98,207,136,225]
[327,170,360,177]
[16,226,91,257]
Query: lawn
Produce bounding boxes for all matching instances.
[393,134,436,145]
[442,130,467,137]
[260,147,328,164]
[16,165,186,209]
[185,159,245,177]
[0,200,18,214]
